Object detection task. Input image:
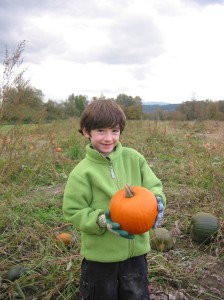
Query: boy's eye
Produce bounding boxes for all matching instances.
[97,129,104,133]
[95,128,120,133]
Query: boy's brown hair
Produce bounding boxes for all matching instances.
[79,99,126,135]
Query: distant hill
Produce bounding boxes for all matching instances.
[142,103,180,113]
[143,101,171,105]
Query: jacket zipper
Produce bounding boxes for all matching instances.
[129,239,135,257]
[109,160,116,179]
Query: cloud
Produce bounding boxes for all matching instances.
[1,0,164,65]
[182,0,224,6]
[1,0,224,103]
[102,14,163,64]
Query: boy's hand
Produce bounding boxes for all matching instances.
[153,196,164,228]
[97,210,134,240]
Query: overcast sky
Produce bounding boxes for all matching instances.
[1,0,224,103]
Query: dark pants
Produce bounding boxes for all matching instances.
[79,255,150,300]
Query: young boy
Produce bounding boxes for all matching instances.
[63,99,166,300]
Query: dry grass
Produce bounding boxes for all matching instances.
[0,120,223,299]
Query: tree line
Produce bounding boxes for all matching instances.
[0,87,144,123]
[1,41,224,123]
[145,100,224,121]
[0,41,144,123]
[1,84,224,123]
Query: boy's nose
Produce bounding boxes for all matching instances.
[104,132,112,140]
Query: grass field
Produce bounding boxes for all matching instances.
[0,120,223,299]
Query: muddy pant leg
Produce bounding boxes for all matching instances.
[79,259,118,300]
[118,255,149,300]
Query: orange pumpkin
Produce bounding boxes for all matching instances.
[55,147,63,152]
[110,184,158,234]
[56,232,73,245]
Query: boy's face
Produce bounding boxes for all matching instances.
[82,126,120,156]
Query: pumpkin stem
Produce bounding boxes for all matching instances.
[125,184,134,197]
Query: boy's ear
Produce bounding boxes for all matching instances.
[82,128,90,138]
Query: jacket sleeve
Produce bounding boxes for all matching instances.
[63,170,106,235]
[140,158,166,207]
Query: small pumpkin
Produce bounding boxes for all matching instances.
[55,147,63,152]
[150,228,173,252]
[190,212,220,244]
[56,232,73,245]
[5,265,27,282]
[110,184,158,234]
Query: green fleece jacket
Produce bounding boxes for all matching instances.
[63,142,166,262]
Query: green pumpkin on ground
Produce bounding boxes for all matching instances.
[5,265,27,282]
[190,212,220,244]
[150,228,174,252]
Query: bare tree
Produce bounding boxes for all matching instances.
[0,40,29,121]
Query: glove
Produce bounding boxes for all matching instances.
[153,196,164,228]
[97,210,134,240]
